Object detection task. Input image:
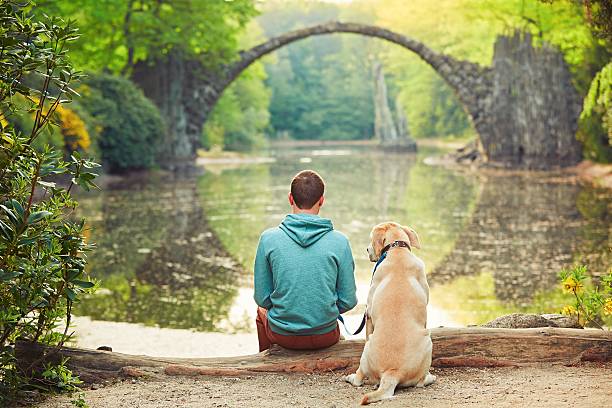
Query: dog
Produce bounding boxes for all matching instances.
[345,222,435,404]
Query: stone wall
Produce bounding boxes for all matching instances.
[480,32,582,168]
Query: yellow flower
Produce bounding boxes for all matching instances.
[561,305,576,315]
[562,276,583,293]
[603,299,612,316]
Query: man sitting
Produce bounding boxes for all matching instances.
[254,170,357,351]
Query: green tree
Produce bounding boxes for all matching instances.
[259,0,376,140]
[34,0,258,74]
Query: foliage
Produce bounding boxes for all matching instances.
[41,358,83,392]
[541,0,612,42]
[33,0,265,159]
[77,73,164,173]
[32,0,258,74]
[41,359,89,407]
[202,22,270,151]
[56,104,91,154]
[258,1,376,140]
[559,265,612,328]
[0,1,97,402]
[578,61,612,161]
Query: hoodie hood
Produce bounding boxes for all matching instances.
[279,214,333,247]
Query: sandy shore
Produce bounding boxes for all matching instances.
[68,316,260,358]
[36,363,611,407]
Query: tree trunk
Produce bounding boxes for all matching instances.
[16,327,611,384]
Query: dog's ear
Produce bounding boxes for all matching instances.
[372,226,387,258]
[402,225,421,249]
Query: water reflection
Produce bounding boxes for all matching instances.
[430,174,611,324]
[74,146,610,331]
[76,175,244,330]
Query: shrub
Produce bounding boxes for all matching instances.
[1,2,97,403]
[79,74,165,173]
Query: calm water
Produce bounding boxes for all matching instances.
[74,145,611,333]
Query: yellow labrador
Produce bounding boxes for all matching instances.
[345,222,435,404]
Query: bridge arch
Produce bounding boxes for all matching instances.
[217,22,491,139]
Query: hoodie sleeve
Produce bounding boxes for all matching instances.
[253,235,273,310]
[336,240,358,314]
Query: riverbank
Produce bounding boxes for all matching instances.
[421,141,612,190]
[197,140,612,191]
[472,160,612,190]
[35,362,612,408]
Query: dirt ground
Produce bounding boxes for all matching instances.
[35,363,611,408]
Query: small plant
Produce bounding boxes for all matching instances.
[40,359,89,407]
[41,358,83,392]
[559,265,612,329]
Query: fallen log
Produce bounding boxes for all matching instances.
[16,327,612,383]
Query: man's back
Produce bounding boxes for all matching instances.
[254,213,357,336]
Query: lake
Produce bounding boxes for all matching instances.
[72,144,611,356]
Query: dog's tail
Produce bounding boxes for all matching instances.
[360,373,399,405]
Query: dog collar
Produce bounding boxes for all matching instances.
[381,240,411,255]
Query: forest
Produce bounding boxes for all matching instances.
[0,0,606,171]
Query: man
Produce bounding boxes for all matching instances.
[254,170,357,352]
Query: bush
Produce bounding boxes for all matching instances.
[1,2,97,403]
[79,74,165,173]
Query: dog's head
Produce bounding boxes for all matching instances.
[367,222,421,262]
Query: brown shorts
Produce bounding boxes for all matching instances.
[255,307,340,352]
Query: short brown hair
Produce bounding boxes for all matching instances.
[290,170,325,209]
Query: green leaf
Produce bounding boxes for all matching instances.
[37,180,57,188]
[9,199,24,219]
[18,236,41,246]
[72,280,94,289]
[66,269,81,281]
[27,211,52,224]
[0,271,20,281]
[0,205,19,226]
[0,220,13,240]
[64,287,77,301]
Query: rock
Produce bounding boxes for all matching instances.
[120,366,147,378]
[541,314,582,329]
[481,313,558,329]
[97,345,113,352]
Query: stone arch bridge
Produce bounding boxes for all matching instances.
[133,22,582,170]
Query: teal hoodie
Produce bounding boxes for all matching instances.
[253,213,357,335]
